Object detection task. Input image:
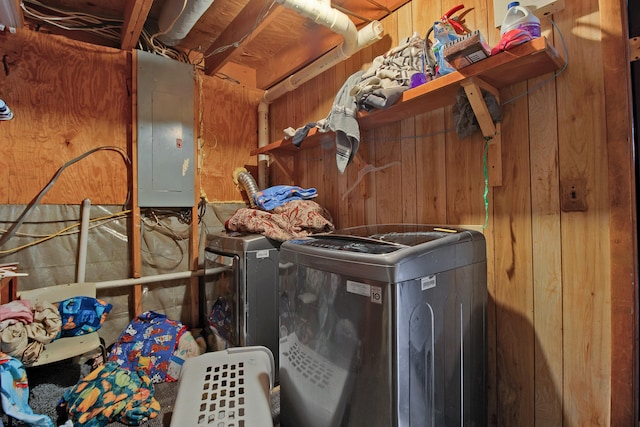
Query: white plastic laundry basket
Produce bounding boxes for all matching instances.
[170,346,275,427]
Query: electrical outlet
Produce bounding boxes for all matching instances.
[560,179,588,212]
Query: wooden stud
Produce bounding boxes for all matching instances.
[131,50,142,318]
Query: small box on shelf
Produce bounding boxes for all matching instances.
[443,30,492,70]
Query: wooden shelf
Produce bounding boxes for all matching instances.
[251,36,565,157]
[358,36,564,129]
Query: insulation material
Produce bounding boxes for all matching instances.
[157,0,215,46]
[0,202,246,347]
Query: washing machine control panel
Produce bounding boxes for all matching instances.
[292,237,402,254]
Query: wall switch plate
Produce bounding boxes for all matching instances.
[560,179,588,212]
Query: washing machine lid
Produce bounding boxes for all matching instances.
[281,224,486,282]
[206,230,281,253]
[328,224,463,247]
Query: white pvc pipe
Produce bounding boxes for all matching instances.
[263,2,383,103]
[278,0,356,44]
[264,22,382,103]
[95,266,229,290]
[257,101,270,189]
[257,1,384,186]
[76,198,91,283]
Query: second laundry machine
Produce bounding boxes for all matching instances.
[278,224,487,427]
[204,231,281,371]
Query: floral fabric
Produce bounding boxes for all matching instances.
[225,199,334,241]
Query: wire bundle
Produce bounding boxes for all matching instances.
[21,0,123,44]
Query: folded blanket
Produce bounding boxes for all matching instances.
[253,185,318,211]
[0,300,33,324]
[225,199,335,241]
[0,302,61,365]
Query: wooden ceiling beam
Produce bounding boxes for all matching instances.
[204,0,284,76]
[120,0,153,51]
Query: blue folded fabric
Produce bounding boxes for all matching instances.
[253,185,317,210]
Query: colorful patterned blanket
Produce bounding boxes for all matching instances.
[225,199,335,241]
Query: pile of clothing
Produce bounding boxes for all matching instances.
[0,296,112,366]
[225,198,335,241]
[0,300,61,366]
[290,32,426,173]
[57,311,205,426]
[1,308,205,427]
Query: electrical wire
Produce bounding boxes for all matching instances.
[482,137,490,229]
[22,0,192,64]
[140,210,188,269]
[197,198,207,224]
[0,146,131,248]
[0,214,126,238]
[149,0,188,45]
[0,210,131,255]
[137,27,192,63]
[21,0,123,43]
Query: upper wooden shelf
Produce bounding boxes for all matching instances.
[252,36,565,156]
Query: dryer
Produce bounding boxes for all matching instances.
[278,224,487,427]
[204,231,281,372]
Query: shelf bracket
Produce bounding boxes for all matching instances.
[460,78,502,187]
[269,153,295,184]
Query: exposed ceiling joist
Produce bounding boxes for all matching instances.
[17,0,414,91]
[203,0,284,77]
[121,0,154,51]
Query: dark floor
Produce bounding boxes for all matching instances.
[1,358,280,426]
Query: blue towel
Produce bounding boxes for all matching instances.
[253,185,317,210]
[0,354,54,427]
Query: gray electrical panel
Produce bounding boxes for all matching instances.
[136,50,195,207]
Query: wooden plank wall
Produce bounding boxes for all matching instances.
[267,0,636,425]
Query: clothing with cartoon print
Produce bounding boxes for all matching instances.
[107,311,187,383]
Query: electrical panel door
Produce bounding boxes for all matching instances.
[137,50,195,207]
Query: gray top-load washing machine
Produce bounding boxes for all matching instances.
[204,231,281,372]
[278,224,487,427]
